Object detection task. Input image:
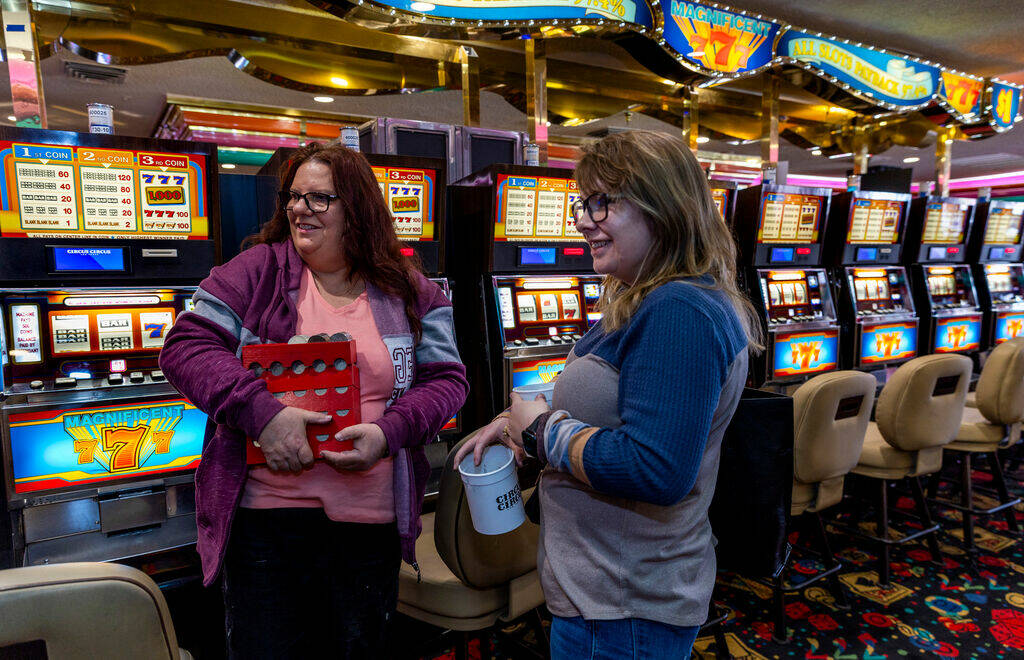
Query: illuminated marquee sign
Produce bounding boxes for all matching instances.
[777,30,939,108]
[860,321,917,365]
[995,312,1024,344]
[375,0,653,26]
[511,356,567,389]
[939,71,983,117]
[663,1,780,75]
[992,82,1022,131]
[772,328,838,379]
[934,316,982,353]
[9,398,205,494]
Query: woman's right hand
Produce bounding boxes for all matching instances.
[256,406,332,472]
[453,415,526,469]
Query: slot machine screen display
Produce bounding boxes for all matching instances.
[984,264,1024,304]
[922,202,968,244]
[860,321,917,365]
[0,143,209,240]
[995,312,1024,344]
[757,193,824,244]
[924,265,976,308]
[470,137,517,174]
[846,198,903,244]
[759,270,828,322]
[493,174,583,242]
[394,128,448,163]
[511,356,568,390]
[7,398,205,495]
[711,189,728,220]
[771,328,839,379]
[848,268,912,316]
[493,275,601,344]
[983,206,1024,245]
[372,166,437,241]
[934,316,982,353]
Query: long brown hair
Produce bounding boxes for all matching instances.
[575,131,762,350]
[245,142,423,339]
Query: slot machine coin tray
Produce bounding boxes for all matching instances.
[97,484,167,535]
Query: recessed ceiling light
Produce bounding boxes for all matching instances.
[6,115,14,121]
[696,136,710,144]
[903,156,920,163]
[810,149,822,156]
[221,163,236,169]
[410,1,435,10]
[313,96,334,103]
[330,77,348,87]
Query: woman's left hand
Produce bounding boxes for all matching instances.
[508,392,551,443]
[321,423,388,471]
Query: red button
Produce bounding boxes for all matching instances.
[400,247,414,256]
[796,247,811,255]
[564,247,585,256]
[947,247,959,254]
[1007,248,1016,254]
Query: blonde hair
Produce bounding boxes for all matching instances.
[575,130,763,351]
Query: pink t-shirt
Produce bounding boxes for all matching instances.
[240,267,395,523]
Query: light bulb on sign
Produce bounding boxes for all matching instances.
[313,96,334,103]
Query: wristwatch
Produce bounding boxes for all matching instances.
[520,415,545,459]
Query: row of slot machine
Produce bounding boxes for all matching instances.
[730,182,1024,388]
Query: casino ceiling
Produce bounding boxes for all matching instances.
[7,0,1024,180]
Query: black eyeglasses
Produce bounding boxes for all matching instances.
[570,192,618,223]
[278,190,340,213]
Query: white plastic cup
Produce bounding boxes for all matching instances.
[512,381,555,405]
[458,445,525,535]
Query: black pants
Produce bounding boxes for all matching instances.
[222,507,400,659]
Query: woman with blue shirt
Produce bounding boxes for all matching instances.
[456,130,761,658]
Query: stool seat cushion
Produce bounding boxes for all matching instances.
[948,405,1008,452]
[398,512,509,630]
[965,392,977,408]
[853,422,914,479]
[791,481,814,516]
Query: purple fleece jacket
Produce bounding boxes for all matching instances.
[159,240,468,585]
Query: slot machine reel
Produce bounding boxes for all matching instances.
[243,333,360,465]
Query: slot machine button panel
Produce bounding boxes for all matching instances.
[54,377,76,389]
[550,336,563,344]
[107,373,124,385]
[513,339,524,346]
[571,334,582,340]
[150,370,165,381]
[128,371,145,383]
[29,380,44,390]
[524,337,540,345]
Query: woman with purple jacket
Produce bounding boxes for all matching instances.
[160,143,468,659]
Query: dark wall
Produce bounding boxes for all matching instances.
[218,173,279,262]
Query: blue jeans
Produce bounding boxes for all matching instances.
[550,615,699,659]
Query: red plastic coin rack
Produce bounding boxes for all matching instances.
[242,335,361,464]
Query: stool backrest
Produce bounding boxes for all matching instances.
[975,338,1024,425]
[0,562,180,660]
[877,353,972,451]
[793,370,876,485]
[434,431,540,589]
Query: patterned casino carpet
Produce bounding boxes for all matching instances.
[416,464,1024,659]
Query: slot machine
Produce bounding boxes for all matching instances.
[904,196,982,358]
[358,118,458,185]
[967,199,1024,348]
[0,128,218,572]
[709,180,738,227]
[825,190,919,372]
[259,146,456,492]
[449,164,602,428]
[454,126,526,181]
[734,183,839,387]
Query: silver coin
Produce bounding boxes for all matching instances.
[249,363,263,377]
[271,392,285,399]
[287,335,309,344]
[312,359,327,373]
[333,358,347,371]
[314,387,327,396]
[293,390,307,397]
[330,332,352,342]
[334,386,348,394]
[315,434,329,442]
[308,333,328,343]
[269,361,284,376]
[291,360,305,374]
[337,409,350,416]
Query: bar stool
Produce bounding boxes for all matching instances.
[772,370,875,642]
[397,432,546,660]
[849,353,972,585]
[934,338,1024,555]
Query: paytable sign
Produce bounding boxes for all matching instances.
[78,148,138,232]
[372,166,436,240]
[564,182,581,238]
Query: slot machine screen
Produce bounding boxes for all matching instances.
[860,321,917,365]
[848,267,913,316]
[846,198,903,244]
[0,143,210,240]
[759,270,829,323]
[510,355,569,390]
[924,265,976,308]
[934,316,982,353]
[470,136,517,174]
[984,264,1024,303]
[757,193,824,244]
[922,202,968,244]
[493,275,601,344]
[995,312,1024,344]
[711,189,728,220]
[983,206,1024,245]
[394,128,448,163]
[371,165,438,241]
[493,174,583,242]
[771,328,839,379]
